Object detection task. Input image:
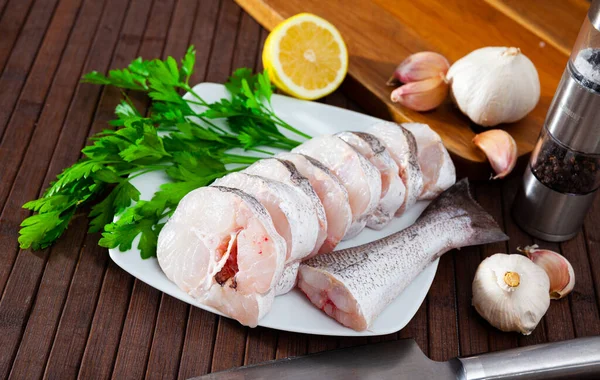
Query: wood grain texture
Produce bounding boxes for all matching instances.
[0,0,59,139]
[0,0,108,377]
[234,0,576,178]
[486,0,589,56]
[0,2,598,379]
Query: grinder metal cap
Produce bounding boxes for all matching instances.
[543,0,600,154]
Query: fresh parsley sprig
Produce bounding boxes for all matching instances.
[19,46,309,258]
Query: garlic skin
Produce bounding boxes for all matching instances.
[388,52,450,85]
[473,129,517,179]
[446,47,540,127]
[472,254,550,335]
[390,73,448,111]
[519,245,575,299]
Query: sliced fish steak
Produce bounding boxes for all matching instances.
[157,186,287,327]
[276,152,353,254]
[292,135,381,240]
[336,131,406,230]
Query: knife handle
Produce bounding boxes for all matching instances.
[456,336,600,380]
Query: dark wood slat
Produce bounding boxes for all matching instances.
[177,309,218,379]
[0,0,60,139]
[583,197,600,310]
[40,1,154,379]
[162,0,198,58]
[109,1,179,378]
[454,244,488,357]
[307,335,339,354]
[5,1,133,376]
[210,318,247,372]
[275,332,307,359]
[0,0,35,73]
[204,0,241,83]
[77,262,135,380]
[254,28,268,73]
[427,253,459,361]
[231,12,261,70]
[111,282,162,380]
[0,0,80,216]
[560,232,600,337]
[244,328,277,365]
[0,0,109,377]
[398,302,428,355]
[535,240,575,343]
[188,0,221,86]
[145,295,189,380]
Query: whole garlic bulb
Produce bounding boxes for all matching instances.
[446,47,540,127]
[472,254,550,335]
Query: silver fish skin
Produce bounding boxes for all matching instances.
[297,179,508,331]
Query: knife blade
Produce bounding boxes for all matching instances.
[194,336,600,380]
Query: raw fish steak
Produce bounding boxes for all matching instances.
[157,186,286,327]
[336,131,406,230]
[276,152,352,254]
[292,135,381,240]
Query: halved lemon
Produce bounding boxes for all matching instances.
[263,13,348,100]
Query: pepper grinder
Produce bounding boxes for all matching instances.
[513,0,600,242]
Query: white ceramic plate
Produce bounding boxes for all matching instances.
[109,83,439,337]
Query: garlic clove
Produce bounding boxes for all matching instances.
[519,245,575,299]
[390,73,448,111]
[472,253,550,335]
[388,52,450,86]
[473,129,517,179]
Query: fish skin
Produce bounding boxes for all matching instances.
[402,123,456,200]
[274,262,300,295]
[336,131,406,230]
[276,152,352,254]
[367,122,423,215]
[292,135,381,240]
[244,158,328,257]
[298,179,509,331]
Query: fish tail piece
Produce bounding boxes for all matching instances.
[419,178,509,247]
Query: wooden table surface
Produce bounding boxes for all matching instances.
[0,0,599,379]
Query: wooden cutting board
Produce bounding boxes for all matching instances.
[235,0,589,178]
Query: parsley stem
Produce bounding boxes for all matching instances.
[248,148,274,155]
[221,154,262,164]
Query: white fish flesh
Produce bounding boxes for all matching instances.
[243,158,328,257]
[213,172,319,263]
[292,135,381,240]
[336,131,406,230]
[403,123,456,200]
[367,122,423,214]
[276,152,352,254]
[297,179,508,331]
[157,186,287,327]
